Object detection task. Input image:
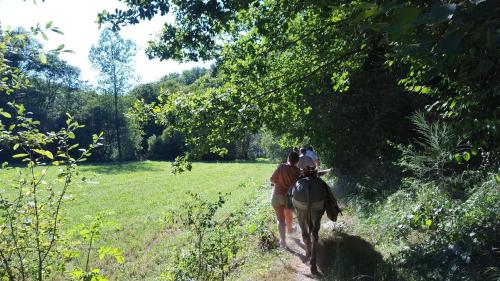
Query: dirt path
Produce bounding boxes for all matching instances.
[284,228,320,281]
[280,218,388,281]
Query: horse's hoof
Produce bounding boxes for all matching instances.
[310,265,319,275]
[305,250,311,260]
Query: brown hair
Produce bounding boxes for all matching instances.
[287,151,299,164]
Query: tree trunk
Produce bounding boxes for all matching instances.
[113,65,122,161]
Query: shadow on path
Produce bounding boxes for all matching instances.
[315,232,392,281]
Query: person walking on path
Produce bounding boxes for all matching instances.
[298,147,316,171]
[270,151,301,248]
[305,146,320,167]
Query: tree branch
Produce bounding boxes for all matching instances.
[253,48,361,99]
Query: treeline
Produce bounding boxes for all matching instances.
[0,29,278,163]
[0,29,133,162]
[129,68,277,161]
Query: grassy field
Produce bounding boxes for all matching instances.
[14,160,276,280]
[2,160,403,281]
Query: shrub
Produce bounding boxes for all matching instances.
[162,193,244,281]
[358,113,499,281]
[0,105,101,280]
[396,173,499,281]
[147,128,186,160]
[66,213,124,281]
[398,112,471,186]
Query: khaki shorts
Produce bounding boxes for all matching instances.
[271,193,287,208]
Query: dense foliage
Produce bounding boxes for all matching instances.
[359,114,500,280]
[101,0,498,182]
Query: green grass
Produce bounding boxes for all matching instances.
[60,160,276,280]
[0,160,277,279]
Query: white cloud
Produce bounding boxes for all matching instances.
[0,0,210,86]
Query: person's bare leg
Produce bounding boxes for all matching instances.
[285,207,294,233]
[273,205,287,247]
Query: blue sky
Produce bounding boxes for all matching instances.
[0,0,210,86]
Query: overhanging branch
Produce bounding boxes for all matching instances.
[253,47,361,99]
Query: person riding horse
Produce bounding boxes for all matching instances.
[288,167,341,274]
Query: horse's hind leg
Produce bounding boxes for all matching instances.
[303,232,312,260]
[310,229,319,274]
[310,210,323,274]
[296,209,311,259]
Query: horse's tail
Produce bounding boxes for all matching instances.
[306,178,312,228]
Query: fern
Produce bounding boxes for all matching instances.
[399,112,468,184]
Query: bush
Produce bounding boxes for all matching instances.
[0,107,101,280]
[66,213,124,281]
[162,193,244,281]
[147,128,186,160]
[354,113,499,281]
[160,186,279,281]
[396,174,500,281]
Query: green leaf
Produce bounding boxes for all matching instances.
[98,246,125,263]
[362,3,379,18]
[450,100,457,109]
[39,53,47,64]
[68,132,75,139]
[13,143,19,150]
[33,149,54,159]
[53,44,65,52]
[69,144,79,150]
[51,27,64,35]
[462,151,470,161]
[0,111,11,118]
[45,21,53,29]
[425,219,432,227]
[13,153,29,158]
[40,31,48,41]
[70,269,84,279]
[45,150,54,159]
[33,149,45,156]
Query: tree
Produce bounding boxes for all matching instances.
[89,28,137,161]
[101,0,498,178]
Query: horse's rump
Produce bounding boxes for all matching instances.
[291,177,327,203]
[290,176,341,221]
